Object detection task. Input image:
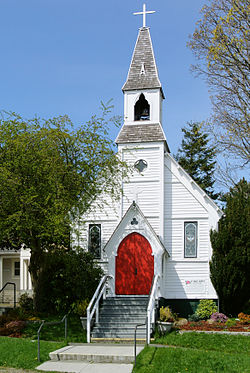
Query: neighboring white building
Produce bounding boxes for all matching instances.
[72,25,223,317]
[0,18,222,317]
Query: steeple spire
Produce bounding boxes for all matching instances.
[122,27,163,96]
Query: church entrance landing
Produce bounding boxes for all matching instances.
[115,232,154,295]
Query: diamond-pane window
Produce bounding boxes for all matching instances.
[134,159,147,173]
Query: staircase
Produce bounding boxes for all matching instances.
[91,296,149,341]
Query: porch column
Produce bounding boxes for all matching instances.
[27,261,32,290]
[20,257,24,290]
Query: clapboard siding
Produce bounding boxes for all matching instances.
[162,261,215,299]
[122,146,161,180]
[123,181,160,218]
[165,180,208,218]
[164,219,210,261]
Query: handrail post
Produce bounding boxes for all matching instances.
[37,321,45,362]
[134,323,146,368]
[87,308,90,343]
[146,275,160,345]
[96,302,99,323]
[86,275,113,344]
[65,315,67,340]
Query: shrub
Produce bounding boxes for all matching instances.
[19,293,33,312]
[210,312,228,323]
[71,299,89,316]
[238,312,250,324]
[195,299,218,320]
[225,319,237,328]
[159,306,175,322]
[5,320,26,334]
[188,313,200,322]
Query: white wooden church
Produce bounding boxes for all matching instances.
[0,6,222,325]
[73,5,223,326]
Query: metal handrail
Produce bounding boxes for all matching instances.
[0,282,16,308]
[37,314,68,361]
[146,275,160,344]
[134,323,146,368]
[86,274,113,343]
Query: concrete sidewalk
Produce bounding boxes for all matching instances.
[37,361,133,373]
[36,344,144,373]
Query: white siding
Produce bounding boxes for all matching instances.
[165,180,208,219]
[123,181,160,217]
[162,261,216,299]
[164,219,210,261]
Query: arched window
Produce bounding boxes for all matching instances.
[134,94,150,121]
[184,222,197,258]
[88,224,101,258]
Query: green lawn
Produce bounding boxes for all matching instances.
[0,336,65,370]
[133,332,250,373]
[22,314,86,343]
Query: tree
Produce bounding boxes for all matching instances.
[210,178,250,315]
[0,107,126,309]
[175,121,218,199]
[36,248,103,314]
[188,0,250,166]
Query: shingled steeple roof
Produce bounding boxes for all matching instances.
[122,27,163,95]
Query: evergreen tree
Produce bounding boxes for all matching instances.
[210,179,250,315]
[175,121,218,199]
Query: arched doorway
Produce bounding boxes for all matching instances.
[115,233,154,295]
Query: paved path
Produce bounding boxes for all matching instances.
[36,344,144,373]
[37,361,133,373]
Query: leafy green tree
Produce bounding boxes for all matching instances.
[188,0,250,166]
[175,121,218,199]
[210,178,250,315]
[36,248,103,314]
[0,107,126,310]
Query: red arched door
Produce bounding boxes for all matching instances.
[115,233,154,295]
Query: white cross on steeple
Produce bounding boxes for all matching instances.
[133,4,155,28]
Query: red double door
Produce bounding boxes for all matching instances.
[115,233,154,295]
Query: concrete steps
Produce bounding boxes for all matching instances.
[49,344,144,364]
[91,296,149,341]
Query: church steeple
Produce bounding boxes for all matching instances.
[122,27,164,97]
[116,6,169,151]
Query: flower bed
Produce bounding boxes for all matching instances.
[179,320,250,332]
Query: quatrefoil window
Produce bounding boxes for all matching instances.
[134,159,148,173]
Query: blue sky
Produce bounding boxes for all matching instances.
[0,0,211,155]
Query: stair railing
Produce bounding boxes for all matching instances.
[0,282,16,308]
[146,274,160,344]
[87,274,113,343]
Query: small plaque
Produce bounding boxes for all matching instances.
[185,279,206,293]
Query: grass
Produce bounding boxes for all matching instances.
[154,330,250,354]
[0,313,86,371]
[0,336,65,370]
[22,314,86,343]
[133,331,250,373]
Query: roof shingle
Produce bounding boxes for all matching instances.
[116,123,166,144]
[122,27,162,93]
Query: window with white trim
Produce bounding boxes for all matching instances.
[13,261,20,277]
[184,222,197,258]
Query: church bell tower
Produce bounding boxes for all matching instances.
[116,6,169,151]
